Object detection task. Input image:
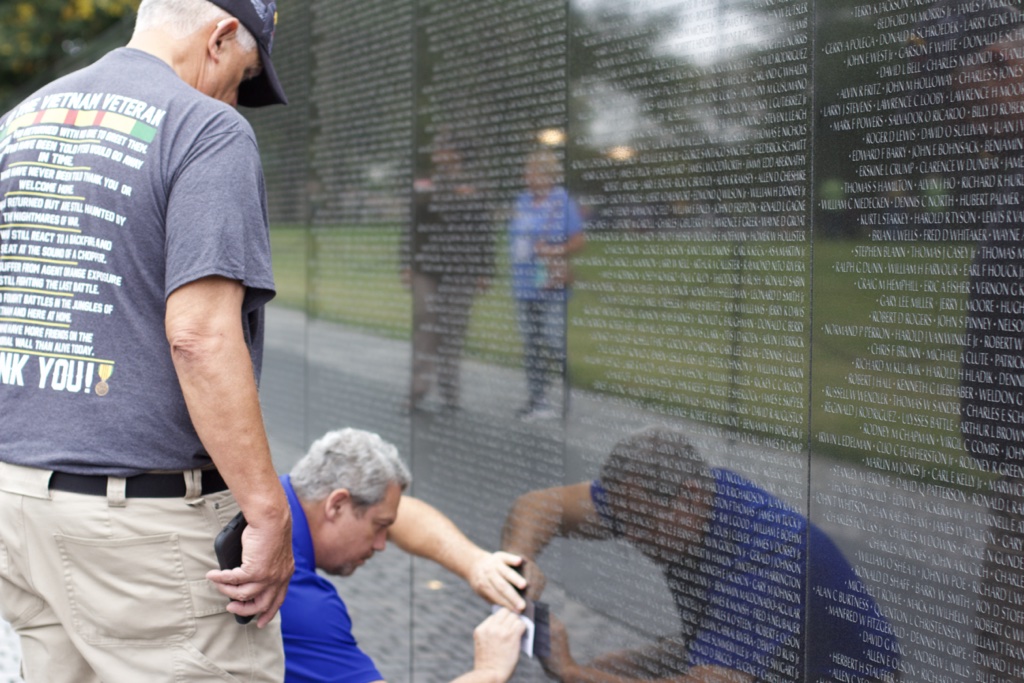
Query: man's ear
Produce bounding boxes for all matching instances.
[324,488,352,521]
[206,17,241,62]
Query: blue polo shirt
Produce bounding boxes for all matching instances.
[280,475,383,683]
[591,469,898,682]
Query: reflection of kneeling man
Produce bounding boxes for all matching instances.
[502,427,899,683]
[282,429,527,683]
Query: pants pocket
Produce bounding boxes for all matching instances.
[56,532,194,646]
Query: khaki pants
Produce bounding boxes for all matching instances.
[0,462,284,683]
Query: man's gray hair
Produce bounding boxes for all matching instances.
[600,425,712,503]
[290,428,412,507]
[135,0,256,52]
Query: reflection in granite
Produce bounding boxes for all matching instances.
[501,426,897,682]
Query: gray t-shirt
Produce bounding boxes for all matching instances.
[0,48,275,476]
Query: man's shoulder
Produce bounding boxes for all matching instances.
[281,475,309,529]
[713,470,799,516]
[16,48,255,142]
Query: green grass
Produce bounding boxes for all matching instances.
[271,224,523,356]
[270,225,983,479]
[809,240,974,467]
[268,225,307,310]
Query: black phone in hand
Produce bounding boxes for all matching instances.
[214,511,254,625]
[512,560,550,658]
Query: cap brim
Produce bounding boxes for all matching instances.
[238,43,287,108]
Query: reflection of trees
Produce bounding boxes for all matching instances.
[560,0,889,239]
[301,0,412,227]
[414,0,569,213]
[566,1,813,229]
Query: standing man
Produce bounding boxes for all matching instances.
[0,1,292,681]
[281,428,528,683]
[402,137,495,413]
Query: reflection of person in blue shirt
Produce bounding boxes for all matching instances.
[280,428,527,683]
[507,148,586,421]
[502,426,899,683]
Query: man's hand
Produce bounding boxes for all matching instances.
[167,275,295,628]
[501,482,607,589]
[472,608,527,683]
[207,509,293,628]
[518,557,547,601]
[468,551,528,612]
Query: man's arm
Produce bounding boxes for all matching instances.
[500,481,608,598]
[544,618,752,683]
[501,482,606,557]
[389,496,526,612]
[535,230,586,260]
[166,275,293,628]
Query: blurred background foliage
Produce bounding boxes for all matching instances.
[0,0,139,107]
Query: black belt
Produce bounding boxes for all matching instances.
[49,469,228,498]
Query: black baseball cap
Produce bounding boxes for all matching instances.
[208,0,287,107]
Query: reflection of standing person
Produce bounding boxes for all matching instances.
[0,1,293,680]
[508,148,585,421]
[402,142,494,412]
[503,427,898,683]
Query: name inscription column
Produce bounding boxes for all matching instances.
[812,1,1024,680]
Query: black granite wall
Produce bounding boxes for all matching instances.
[254,1,1024,681]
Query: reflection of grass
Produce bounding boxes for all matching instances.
[271,225,813,442]
[270,225,520,355]
[305,226,411,339]
[270,226,984,477]
[567,230,813,446]
[809,240,977,478]
[269,226,307,310]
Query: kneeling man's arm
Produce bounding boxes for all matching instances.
[389,496,526,612]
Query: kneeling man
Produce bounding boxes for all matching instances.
[277,428,527,683]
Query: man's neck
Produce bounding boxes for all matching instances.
[126,29,205,90]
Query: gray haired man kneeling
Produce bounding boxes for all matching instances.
[281,428,528,683]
